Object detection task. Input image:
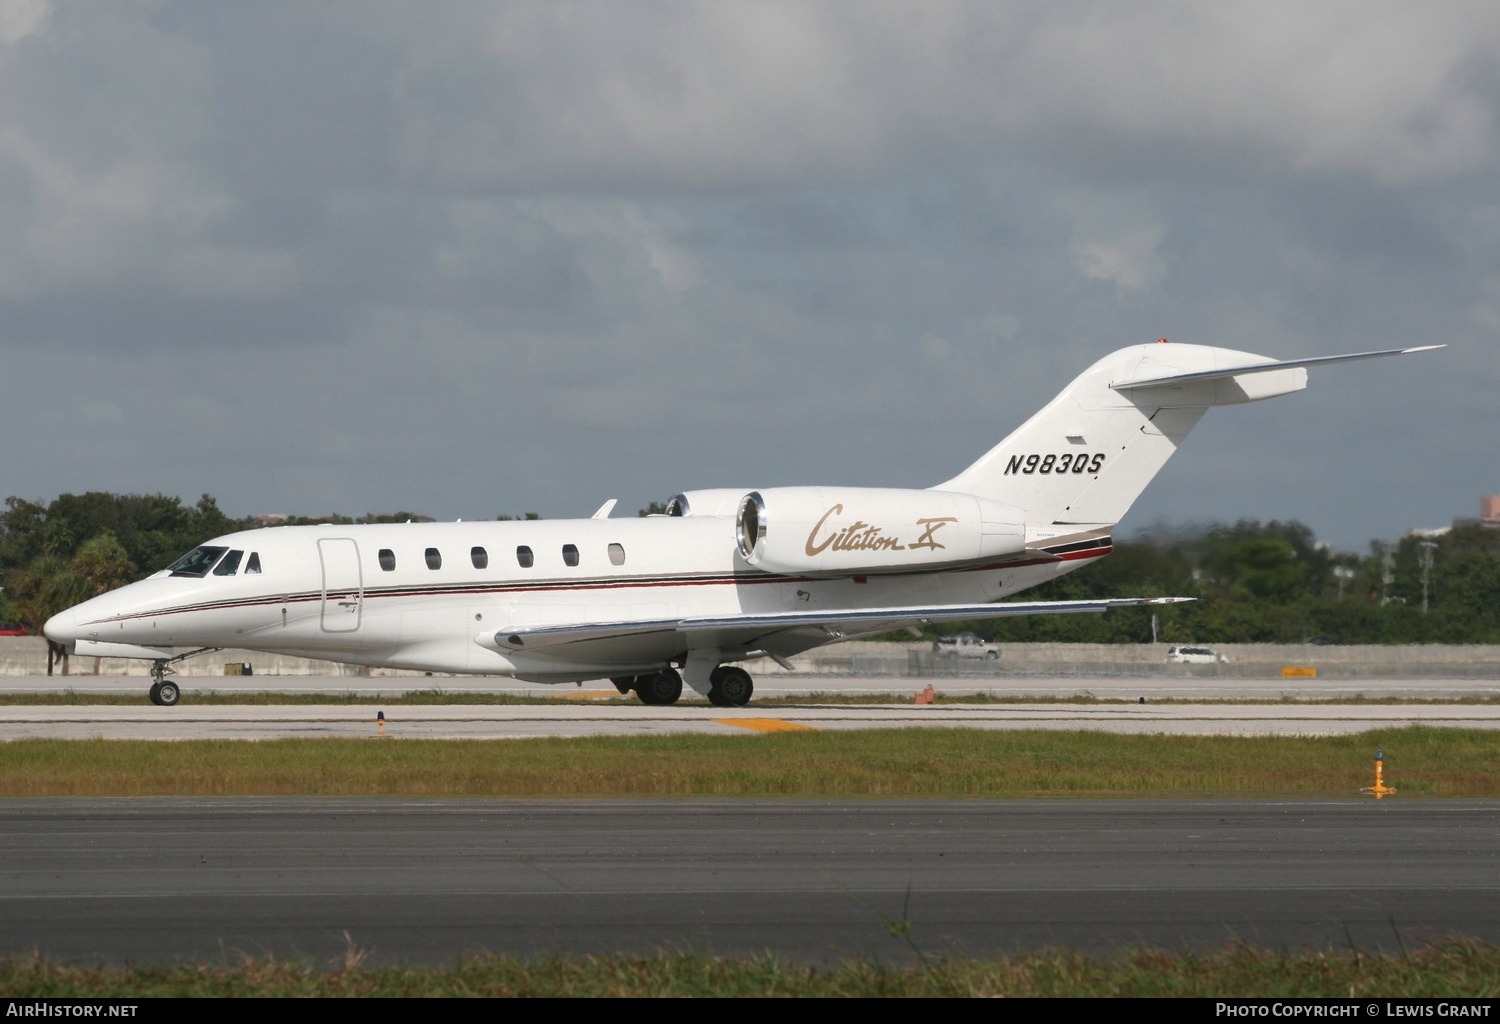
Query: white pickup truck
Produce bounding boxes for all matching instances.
[931,632,1000,660]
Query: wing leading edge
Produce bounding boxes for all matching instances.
[476,596,1193,660]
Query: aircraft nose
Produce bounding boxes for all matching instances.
[43,607,78,645]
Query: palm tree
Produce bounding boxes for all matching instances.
[6,533,135,675]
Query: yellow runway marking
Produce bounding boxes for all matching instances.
[551,690,625,701]
[714,718,818,733]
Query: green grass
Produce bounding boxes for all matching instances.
[0,726,1494,797]
[4,941,1499,996]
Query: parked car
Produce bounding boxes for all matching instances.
[1166,645,1227,664]
[932,632,1000,660]
[0,622,28,637]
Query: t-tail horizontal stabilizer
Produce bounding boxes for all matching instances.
[1110,345,1445,391]
[935,341,1444,529]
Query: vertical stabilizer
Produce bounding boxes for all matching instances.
[932,343,1308,533]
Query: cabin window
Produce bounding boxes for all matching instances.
[516,545,534,568]
[562,544,579,567]
[425,547,442,570]
[212,550,244,576]
[245,552,261,574]
[471,546,488,569]
[167,546,228,578]
[378,549,395,572]
[608,543,626,566]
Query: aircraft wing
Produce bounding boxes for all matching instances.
[1110,345,1443,391]
[481,596,1192,659]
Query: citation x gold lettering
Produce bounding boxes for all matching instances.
[803,507,959,557]
[804,505,909,556]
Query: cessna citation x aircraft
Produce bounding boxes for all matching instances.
[45,340,1439,707]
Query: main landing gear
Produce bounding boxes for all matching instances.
[148,661,180,707]
[615,669,684,706]
[609,665,756,708]
[707,666,753,708]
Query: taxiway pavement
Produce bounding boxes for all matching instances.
[5,672,1497,701]
[4,699,1500,739]
[2,798,1495,964]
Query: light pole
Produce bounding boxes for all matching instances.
[1333,566,1354,600]
[1419,541,1438,613]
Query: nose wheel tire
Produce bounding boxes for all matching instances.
[148,681,181,707]
[635,669,683,706]
[707,666,753,707]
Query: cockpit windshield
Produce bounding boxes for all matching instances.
[167,546,229,578]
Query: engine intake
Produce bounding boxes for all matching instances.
[665,489,754,517]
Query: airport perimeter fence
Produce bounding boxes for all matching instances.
[2,637,1498,680]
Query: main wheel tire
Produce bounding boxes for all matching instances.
[707,666,753,708]
[156,680,181,707]
[635,669,683,706]
[148,682,162,706]
[610,676,636,695]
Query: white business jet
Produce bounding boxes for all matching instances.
[45,341,1439,707]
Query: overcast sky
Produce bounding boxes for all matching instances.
[1,1,1494,550]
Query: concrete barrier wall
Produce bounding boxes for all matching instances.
[0,638,388,678]
[3,636,1497,679]
[774,641,1500,679]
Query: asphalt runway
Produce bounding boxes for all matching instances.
[1,798,1496,965]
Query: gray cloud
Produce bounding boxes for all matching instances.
[0,1,1494,550]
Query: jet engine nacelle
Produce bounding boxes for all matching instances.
[665,489,755,517]
[736,487,1026,576]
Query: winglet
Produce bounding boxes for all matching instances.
[591,499,618,519]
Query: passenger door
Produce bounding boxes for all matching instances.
[318,538,363,633]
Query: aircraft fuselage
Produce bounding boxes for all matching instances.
[50,515,1101,680]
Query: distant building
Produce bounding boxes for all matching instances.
[1453,495,1500,531]
[255,514,288,524]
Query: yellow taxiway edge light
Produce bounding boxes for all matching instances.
[713,718,819,733]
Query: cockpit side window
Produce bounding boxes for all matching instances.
[245,552,261,574]
[212,550,244,576]
[167,546,228,578]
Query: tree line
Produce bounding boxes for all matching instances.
[3,492,1498,647]
[962,519,1500,645]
